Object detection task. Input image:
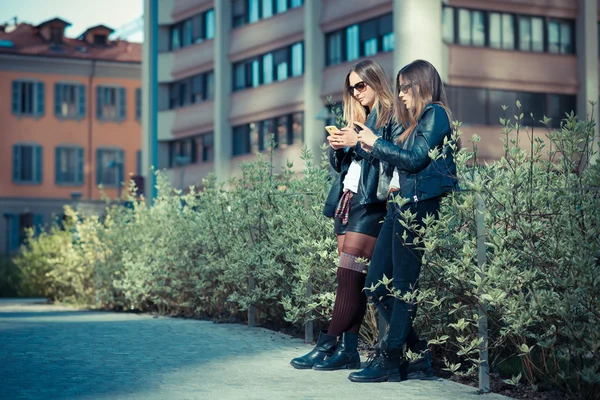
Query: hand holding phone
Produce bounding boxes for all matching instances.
[325,125,341,135]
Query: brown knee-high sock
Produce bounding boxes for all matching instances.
[327,266,368,336]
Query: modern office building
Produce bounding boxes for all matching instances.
[143,0,596,193]
[0,17,142,254]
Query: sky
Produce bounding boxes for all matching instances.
[1,0,144,42]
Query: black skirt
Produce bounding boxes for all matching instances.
[334,193,386,237]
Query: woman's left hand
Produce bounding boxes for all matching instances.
[355,122,379,148]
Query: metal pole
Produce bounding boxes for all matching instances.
[117,163,123,203]
[303,194,314,343]
[476,193,490,393]
[143,0,158,202]
[248,273,256,328]
[4,214,10,259]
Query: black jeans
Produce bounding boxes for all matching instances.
[365,195,440,351]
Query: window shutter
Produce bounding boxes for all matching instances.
[119,87,126,120]
[55,147,62,184]
[136,150,141,176]
[55,83,62,117]
[9,214,20,251]
[34,214,44,236]
[96,148,103,184]
[119,149,125,184]
[12,145,21,182]
[36,82,45,116]
[96,86,103,119]
[34,145,43,184]
[76,147,84,185]
[136,88,141,120]
[12,81,21,115]
[78,85,86,118]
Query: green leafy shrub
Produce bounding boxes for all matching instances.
[13,107,600,398]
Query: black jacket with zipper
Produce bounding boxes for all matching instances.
[369,103,458,204]
[323,111,403,217]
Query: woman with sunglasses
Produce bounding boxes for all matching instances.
[290,59,401,371]
[348,59,458,383]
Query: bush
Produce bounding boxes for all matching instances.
[13,107,600,398]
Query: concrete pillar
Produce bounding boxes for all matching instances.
[303,0,326,164]
[142,0,159,200]
[393,0,444,79]
[577,0,599,165]
[214,0,232,182]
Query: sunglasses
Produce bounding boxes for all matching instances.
[398,82,412,94]
[346,81,368,94]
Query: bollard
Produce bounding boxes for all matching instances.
[476,193,490,393]
[303,193,314,343]
[248,273,256,328]
[305,280,314,343]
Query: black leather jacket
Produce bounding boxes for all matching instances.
[323,111,402,217]
[370,103,458,204]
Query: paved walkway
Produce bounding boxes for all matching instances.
[0,299,510,400]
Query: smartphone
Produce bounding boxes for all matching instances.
[353,123,363,134]
[325,125,340,135]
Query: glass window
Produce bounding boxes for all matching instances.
[471,11,485,46]
[182,20,193,46]
[276,115,291,148]
[560,22,572,54]
[292,112,303,144]
[263,53,274,84]
[276,0,288,13]
[458,9,471,45]
[261,119,275,149]
[548,94,576,127]
[489,13,501,48]
[531,17,544,52]
[360,19,378,56]
[290,0,303,7]
[171,26,180,50]
[488,89,517,125]
[327,31,342,65]
[519,17,532,51]
[274,48,289,81]
[442,6,454,43]
[191,75,204,102]
[450,86,488,125]
[232,0,247,28]
[250,121,261,153]
[502,14,515,50]
[233,125,250,156]
[291,42,303,77]
[206,71,214,100]
[346,25,359,61]
[548,21,560,53]
[205,10,215,39]
[249,0,260,23]
[250,60,260,88]
[234,63,246,90]
[262,0,273,19]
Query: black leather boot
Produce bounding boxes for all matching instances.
[407,339,434,378]
[348,342,408,383]
[313,332,361,371]
[290,330,337,369]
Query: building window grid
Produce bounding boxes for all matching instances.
[325,13,394,66]
[233,42,303,91]
[169,70,214,109]
[168,133,214,167]
[232,0,304,29]
[170,9,215,50]
[443,5,574,55]
[232,112,304,156]
[446,86,576,129]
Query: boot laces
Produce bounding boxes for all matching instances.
[365,350,384,369]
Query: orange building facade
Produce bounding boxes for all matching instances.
[0,18,141,254]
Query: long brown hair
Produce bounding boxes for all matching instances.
[342,59,394,129]
[394,59,453,143]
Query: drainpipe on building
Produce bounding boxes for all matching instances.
[87,59,97,199]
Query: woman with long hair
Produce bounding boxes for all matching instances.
[348,59,458,382]
[290,59,401,371]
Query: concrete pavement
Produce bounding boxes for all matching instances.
[0,299,510,400]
